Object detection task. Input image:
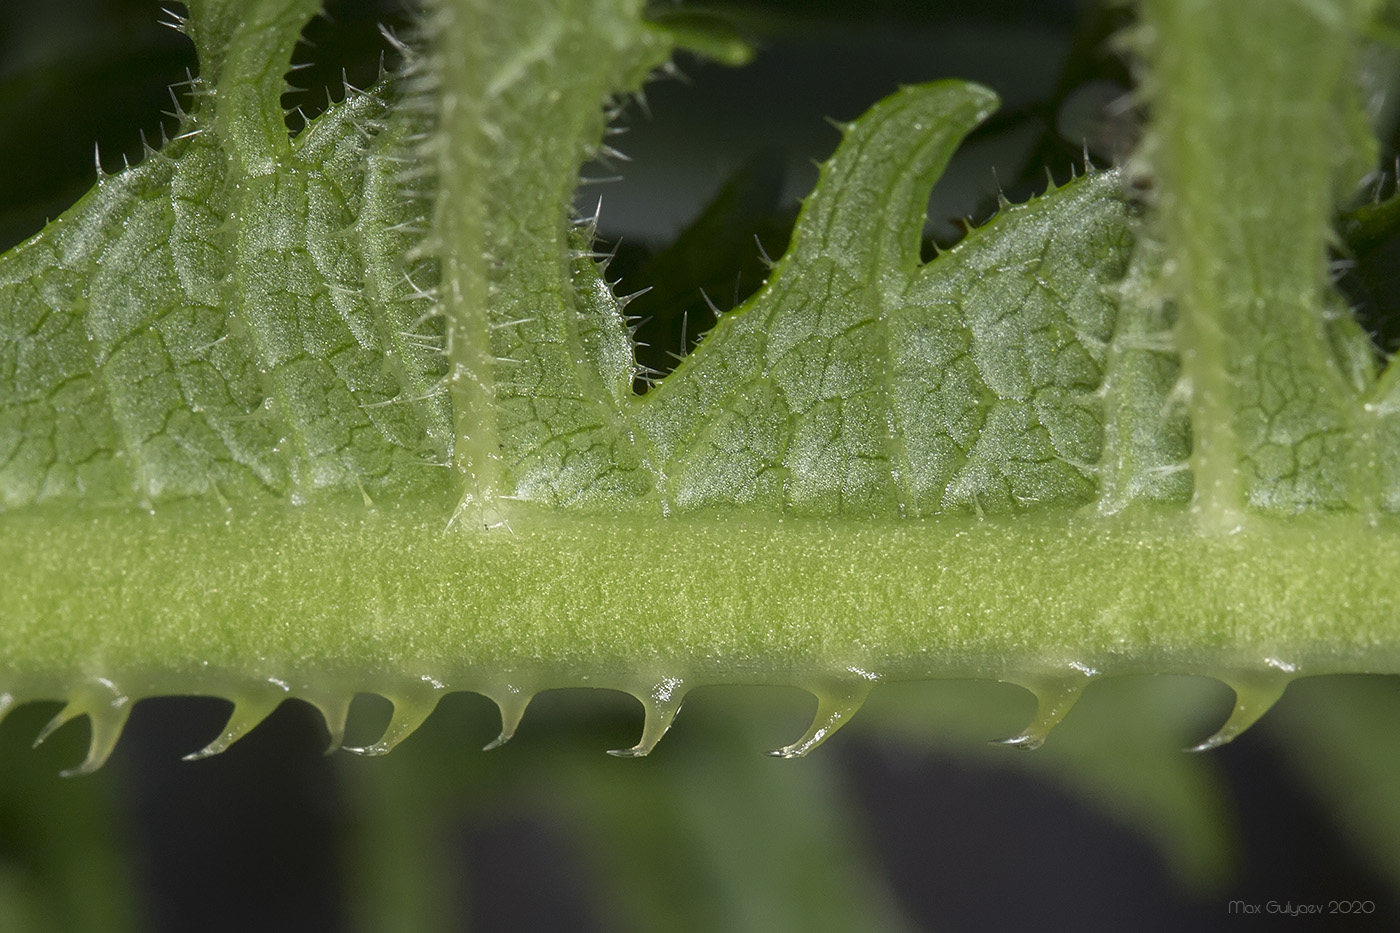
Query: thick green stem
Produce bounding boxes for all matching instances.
[4,504,1400,745]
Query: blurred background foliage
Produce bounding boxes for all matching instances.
[5,1,1400,930]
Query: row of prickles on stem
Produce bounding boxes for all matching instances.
[3,659,1298,776]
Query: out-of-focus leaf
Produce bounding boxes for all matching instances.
[1269,675,1400,892]
[858,676,1239,891]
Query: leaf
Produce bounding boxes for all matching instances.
[859,677,1239,892]
[0,0,673,511]
[0,0,449,507]
[0,703,142,931]
[636,88,1142,517]
[1137,0,1389,520]
[1269,675,1400,893]
[3,0,1400,771]
[0,70,1146,517]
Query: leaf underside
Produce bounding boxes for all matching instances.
[3,0,1400,771]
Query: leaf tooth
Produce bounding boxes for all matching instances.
[822,115,856,136]
[1188,665,1295,752]
[769,671,876,759]
[597,143,631,164]
[182,73,213,102]
[1080,143,1100,176]
[991,167,1012,212]
[163,89,187,121]
[607,678,689,758]
[346,676,449,756]
[303,691,354,755]
[572,195,603,231]
[753,233,775,269]
[614,286,652,312]
[698,288,722,321]
[481,684,533,751]
[33,709,77,750]
[35,679,133,777]
[183,681,289,761]
[602,96,627,124]
[377,23,413,60]
[995,665,1099,749]
[157,6,187,33]
[570,247,615,262]
[652,59,689,86]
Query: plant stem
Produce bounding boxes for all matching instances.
[4,503,1399,726]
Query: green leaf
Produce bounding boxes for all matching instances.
[3,0,1400,775]
[636,87,1140,516]
[0,14,1143,520]
[1138,0,1385,520]
[0,1,450,507]
[860,677,1239,892]
[0,704,142,931]
[1268,675,1400,892]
